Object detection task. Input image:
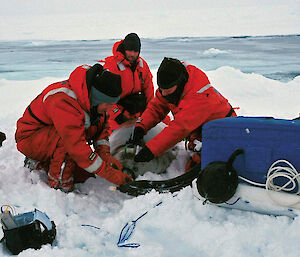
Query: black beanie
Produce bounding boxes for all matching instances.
[86,64,122,107]
[123,33,141,52]
[94,70,122,97]
[157,57,188,89]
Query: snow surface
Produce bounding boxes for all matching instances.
[0,65,300,256]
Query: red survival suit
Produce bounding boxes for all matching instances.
[136,63,237,157]
[15,65,112,191]
[102,40,154,132]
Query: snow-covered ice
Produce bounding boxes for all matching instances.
[0,60,300,256]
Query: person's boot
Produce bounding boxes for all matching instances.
[48,156,75,193]
[0,131,6,146]
[24,157,50,171]
[24,157,40,171]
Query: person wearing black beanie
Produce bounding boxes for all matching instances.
[156,57,189,104]
[102,33,155,133]
[131,57,237,165]
[119,33,141,62]
[15,64,132,192]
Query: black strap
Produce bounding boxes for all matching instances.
[27,105,48,126]
[227,148,244,167]
[88,112,108,145]
[138,71,144,86]
[98,112,108,135]
[115,111,130,125]
[226,106,235,117]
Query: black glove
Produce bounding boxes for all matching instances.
[115,112,130,125]
[131,127,145,145]
[118,92,147,114]
[0,132,6,147]
[134,146,154,162]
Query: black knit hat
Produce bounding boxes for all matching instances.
[123,33,141,52]
[86,64,122,107]
[157,57,188,89]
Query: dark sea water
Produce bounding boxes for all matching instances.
[0,35,299,82]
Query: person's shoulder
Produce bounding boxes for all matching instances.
[104,55,117,64]
[138,57,151,70]
[103,56,119,71]
[185,64,207,76]
[183,65,209,85]
[138,56,149,64]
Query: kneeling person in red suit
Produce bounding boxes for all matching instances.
[15,64,132,192]
[132,57,237,165]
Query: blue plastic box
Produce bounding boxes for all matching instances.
[201,117,300,185]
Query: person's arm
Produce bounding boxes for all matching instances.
[136,90,170,133]
[103,57,119,74]
[141,60,154,104]
[45,94,132,185]
[145,93,213,157]
[94,114,123,171]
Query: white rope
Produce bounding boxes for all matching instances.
[238,176,265,187]
[239,160,300,207]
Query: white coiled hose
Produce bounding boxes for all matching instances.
[239,160,300,207]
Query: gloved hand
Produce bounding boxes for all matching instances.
[105,155,123,170]
[131,126,145,145]
[97,145,123,170]
[185,152,201,172]
[134,145,155,162]
[94,161,133,186]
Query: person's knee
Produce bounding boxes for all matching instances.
[17,128,61,162]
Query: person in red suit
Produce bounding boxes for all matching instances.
[102,33,155,132]
[131,57,237,165]
[15,64,132,192]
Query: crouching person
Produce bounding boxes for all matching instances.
[15,64,132,192]
[132,57,237,165]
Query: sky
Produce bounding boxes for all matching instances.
[0,0,300,40]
